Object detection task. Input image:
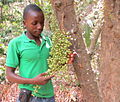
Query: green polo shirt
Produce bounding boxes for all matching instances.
[5,31,54,98]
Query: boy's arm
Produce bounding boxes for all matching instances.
[6,66,54,85]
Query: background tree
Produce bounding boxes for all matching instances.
[99,0,120,102]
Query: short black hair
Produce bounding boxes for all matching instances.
[23,4,43,20]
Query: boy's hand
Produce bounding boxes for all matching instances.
[32,73,54,85]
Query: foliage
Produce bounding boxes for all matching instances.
[0,48,4,55]
[0,3,23,44]
[0,3,24,83]
[0,66,5,83]
[0,0,23,4]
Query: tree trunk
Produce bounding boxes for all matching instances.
[51,0,101,101]
[99,0,120,102]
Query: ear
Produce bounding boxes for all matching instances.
[23,20,25,26]
[23,20,26,29]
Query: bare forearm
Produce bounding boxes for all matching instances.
[6,66,54,85]
[6,72,34,84]
[6,66,34,84]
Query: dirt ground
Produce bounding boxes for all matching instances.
[0,82,82,102]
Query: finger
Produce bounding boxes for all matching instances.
[40,73,48,76]
[44,75,54,81]
[40,81,48,85]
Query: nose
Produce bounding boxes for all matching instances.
[37,23,42,30]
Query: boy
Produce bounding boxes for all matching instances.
[5,4,55,102]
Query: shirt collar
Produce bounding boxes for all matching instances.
[22,31,47,43]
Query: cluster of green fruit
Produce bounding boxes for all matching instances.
[47,30,72,75]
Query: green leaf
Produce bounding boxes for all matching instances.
[84,24,92,47]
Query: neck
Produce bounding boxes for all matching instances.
[26,32,40,40]
[26,32,41,46]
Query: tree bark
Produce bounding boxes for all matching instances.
[99,0,120,102]
[51,0,101,101]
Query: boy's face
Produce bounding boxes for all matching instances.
[23,10,44,37]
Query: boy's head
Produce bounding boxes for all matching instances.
[23,4,44,37]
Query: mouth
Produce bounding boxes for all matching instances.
[35,30,42,34]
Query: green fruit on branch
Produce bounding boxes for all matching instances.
[47,30,72,75]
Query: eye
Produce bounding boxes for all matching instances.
[31,22,37,25]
